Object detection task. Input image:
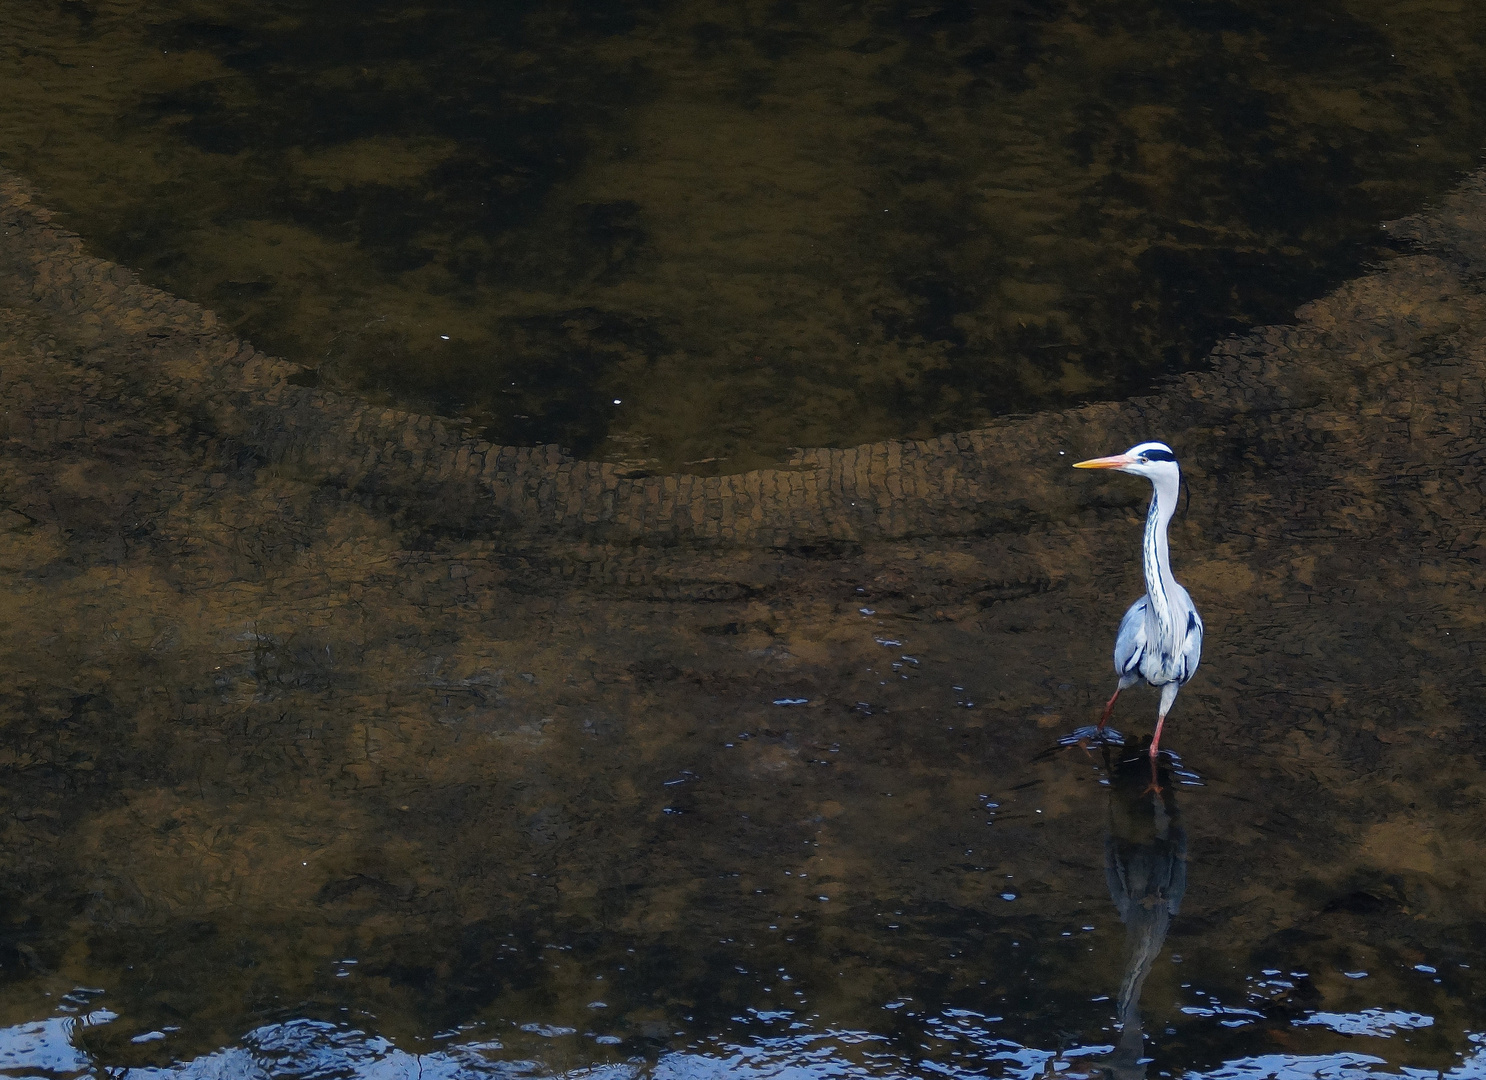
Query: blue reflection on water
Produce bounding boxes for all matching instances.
[1295,1010,1436,1038]
[0,1001,1479,1080]
[0,1015,97,1076]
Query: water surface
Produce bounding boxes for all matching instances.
[3,164,1486,1073]
[2,5,1486,1078]
[2,0,1485,468]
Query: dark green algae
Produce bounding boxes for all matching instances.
[2,0,1486,470]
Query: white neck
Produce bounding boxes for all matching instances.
[1141,470,1182,634]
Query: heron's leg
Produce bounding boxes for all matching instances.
[1096,688,1122,730]
[1144,710,1170,794]
[1151,682,1180,756]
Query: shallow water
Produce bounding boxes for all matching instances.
[2,4,1486,1077]
[3,159,1486,1075]
[3,0,1486,469]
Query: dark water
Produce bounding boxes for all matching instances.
[2,3,1486,1079]
[4,173,1486,1075]
[2,0,1486,470]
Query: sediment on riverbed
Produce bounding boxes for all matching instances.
[2,164,1486,1060]
[2,165,1481,555]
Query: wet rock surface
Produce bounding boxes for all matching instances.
[1,165,1486,1071]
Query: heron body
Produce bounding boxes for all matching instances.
[1074,441,1203,763]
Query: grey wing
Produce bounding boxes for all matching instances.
[1178,604,1204,684]
[1113,596,1148,680]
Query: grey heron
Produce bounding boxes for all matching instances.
[1073,441,1203,768]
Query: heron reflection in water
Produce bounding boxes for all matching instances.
[1083,748,1188,1080]
[1074,442,1203,783]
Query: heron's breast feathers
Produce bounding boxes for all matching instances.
[1123,597,1202,686]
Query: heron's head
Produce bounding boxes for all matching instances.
[1073,441,1180,481]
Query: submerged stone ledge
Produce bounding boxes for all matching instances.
[3,165,1484,552]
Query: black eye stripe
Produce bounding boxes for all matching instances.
[1142,449,1177,462]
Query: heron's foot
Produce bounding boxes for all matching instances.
[1143,758,1164,796]
[1059,725,1124,749]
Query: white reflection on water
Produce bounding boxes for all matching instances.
[0,1015,95,1076]
[1192,1055,1391,1080]
[0,1005,1478,1079]
[1294,1010,1436,1038]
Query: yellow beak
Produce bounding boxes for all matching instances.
[1073,453,1136,470]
